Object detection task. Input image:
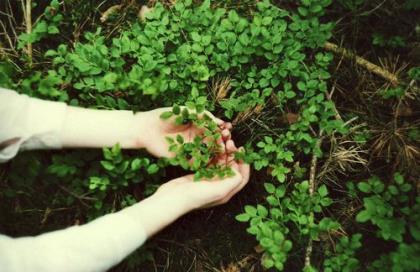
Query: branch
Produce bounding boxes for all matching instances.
[25,0,32,66]
[304,136,323,268]
[324,41,399,86]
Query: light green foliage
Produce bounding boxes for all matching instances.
[159,104,234,180]
[2,0,418,271]
[236,181,339,270]
[231,0,348,269]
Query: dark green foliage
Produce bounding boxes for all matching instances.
[323,234,362,272]
[1,0,419,271]
[18,0,63,50]
[354,174,420,271]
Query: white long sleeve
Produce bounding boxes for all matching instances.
[0,203,147,272]
[0,88,148,271]
[0,88,67,162]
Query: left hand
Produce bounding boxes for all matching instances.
[152,139,250,211]
[135,107,232,158]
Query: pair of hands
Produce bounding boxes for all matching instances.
[135,108,250,212]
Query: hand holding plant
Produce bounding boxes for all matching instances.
[153,139,250,212]
[135,106,231,159]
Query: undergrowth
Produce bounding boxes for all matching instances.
[0,0,419,271]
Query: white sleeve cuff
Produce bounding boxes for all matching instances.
[0,88,67,162]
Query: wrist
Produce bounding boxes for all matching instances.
[127,190,190,238]
[61,107,139,149]
[130,111,150,149]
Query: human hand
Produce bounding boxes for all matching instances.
[135,107,232,158]
[152,140,250,212]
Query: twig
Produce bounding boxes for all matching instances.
[25,0,33,66]
[57,184,95,207]
[100,4,123,23]
[304,136,323,268]
[324,41,399,86]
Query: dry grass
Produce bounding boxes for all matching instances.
[0,0,19,59]
[370,121,419,170]
[232,104,264,126]
[211,77,231,102]
[319,127,369,185]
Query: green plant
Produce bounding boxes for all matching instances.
[2,0,418,271]
[236,181,339,270]
[159,104,234,180]
[355,173,420,272]
[356,173,414,242]
[372,33,406,49]
[18,0,63,50]
[337,0,365,11]
[323,234,362,272]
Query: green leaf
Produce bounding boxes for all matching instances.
[275,186,286,198]
[201,35,211,46]
[236,213,250,222]
[262,17,273,25]
[228,10,240,23]
[131,159,142,171]
[394,172,404,184]
[257,204,268,217]
[172,105,181,115]
[245,205,257,216]
[356,210,371,223]
[147,164,159,174]
[101,161,115,171]
[191,32,201,42]
[357,182,371,193]
[264,183,275,193]
[318,185,328,197]
[160,111,173,120]
[283,240,292,251]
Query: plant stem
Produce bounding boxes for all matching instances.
[304,136,323,268]
[25,0,33,67]
[324,41,399,86]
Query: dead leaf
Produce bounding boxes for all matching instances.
[395,104,413,117]
[138,5,152,21]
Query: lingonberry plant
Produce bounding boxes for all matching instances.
[1,0,418,271]
[159,104,234,180]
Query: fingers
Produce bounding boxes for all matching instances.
[238,160,250,182]
[214,146,250,205]
[222,128,231,142]
[200,110,224,126]
[221,122,233,131]
[225,139,237,154]
[215,164,250,205]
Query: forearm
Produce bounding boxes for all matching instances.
[1,89,150,161]
[60,106,143,149]
[125,192,190,238]
[0,192,189,272]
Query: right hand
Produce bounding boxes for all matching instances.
[134,107,232,158]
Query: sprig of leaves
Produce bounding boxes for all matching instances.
[160,104,234,180]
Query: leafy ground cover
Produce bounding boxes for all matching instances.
[0,0,419,271]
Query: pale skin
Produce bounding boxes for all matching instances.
[60,105,250,238]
